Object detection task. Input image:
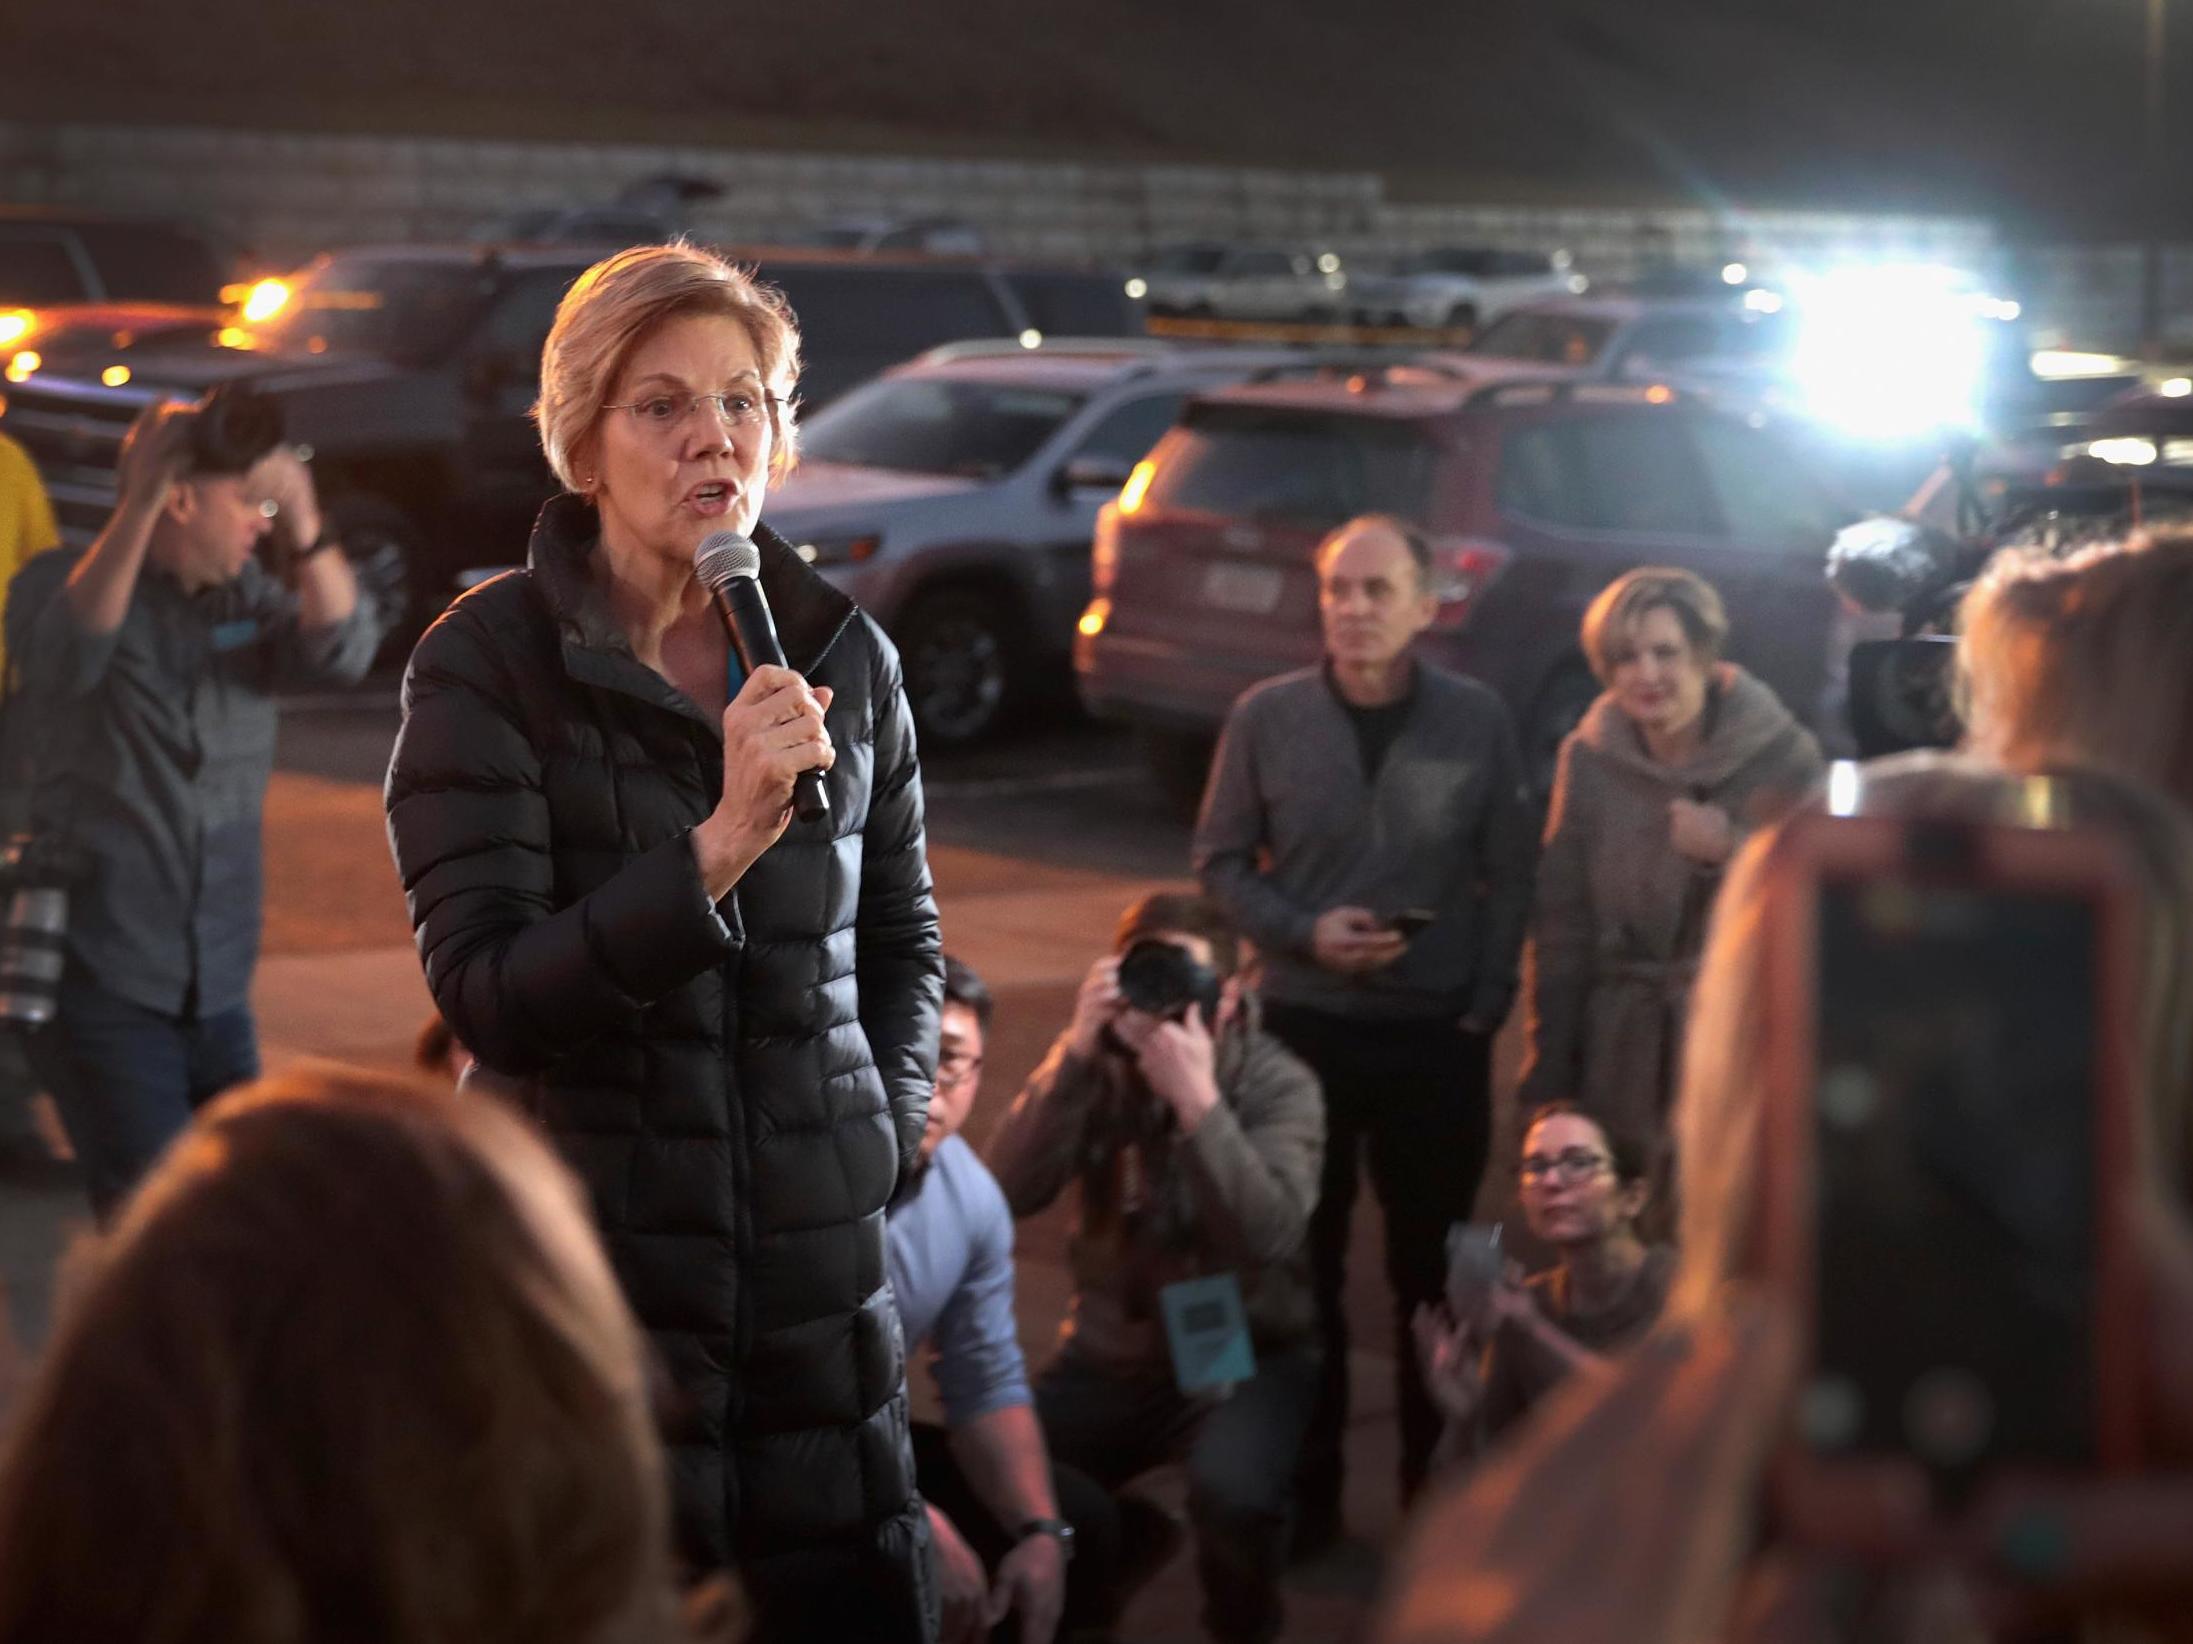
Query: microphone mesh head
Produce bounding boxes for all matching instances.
[694,531,761,591]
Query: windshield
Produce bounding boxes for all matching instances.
[1468,311,1616,366]
[1145,406,1440,525]
[247,255,493,362]
[1402,250,1495,277]
[799,376,1088,478]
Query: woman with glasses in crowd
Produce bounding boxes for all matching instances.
[1413,1103,1671,1470]
[385,244,941,1640]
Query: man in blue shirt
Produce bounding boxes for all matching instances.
[6,392,379,1213]
[889,956,1114,1644]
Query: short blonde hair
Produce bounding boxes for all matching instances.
[1579,566,1729,684]
[1958,531,2193,812]
[534,242,803,495]
[1669,754,2193,1322]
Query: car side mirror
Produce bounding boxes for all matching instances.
[1056,454,1135,497]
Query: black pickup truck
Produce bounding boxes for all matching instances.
[0,240,1143,645]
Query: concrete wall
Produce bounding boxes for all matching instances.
[0,118,1998,284]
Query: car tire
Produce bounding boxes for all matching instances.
[324,494,433,667]
[1523,660,1601,802]
[1134,727,1216,819]
[898,586,1024,748]
[1446,303,1480,335]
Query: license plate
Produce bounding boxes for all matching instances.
[1200,562,1283,615]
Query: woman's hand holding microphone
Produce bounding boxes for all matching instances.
[690,665,834,900]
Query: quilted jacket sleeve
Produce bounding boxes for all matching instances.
[854,625,944,1185]
[384,596,734,1075]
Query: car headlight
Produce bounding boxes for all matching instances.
[792,532,883,566]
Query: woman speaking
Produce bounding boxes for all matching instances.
[386,244,941,1640]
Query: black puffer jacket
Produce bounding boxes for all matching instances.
[385,495,940,1638]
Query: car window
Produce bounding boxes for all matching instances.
[0,232,90,306]
[1232,251,1292,277]
[799,376,1086,479]
[69,222,229,304]
[1072,392,1186,466]
[1146,406,1440,525]
[1149,246,1226,275]
[762,267,1008,355]
[472,267,583,361]
[1620,316,1720,365]
[1495,412,1719,535]
[1003,270,1143,337]
[1468,311,1616,366]
[1717,310,1796,361]
[1689,417,1852,544]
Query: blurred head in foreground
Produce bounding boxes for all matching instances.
[1960,530,2193,812]
[0,1067,685,1644]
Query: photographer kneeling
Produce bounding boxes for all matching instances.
[986,894,1324,1644]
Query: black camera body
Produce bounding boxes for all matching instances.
[1114,938,1222,1029]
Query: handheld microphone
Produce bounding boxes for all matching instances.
[693,531,832,826]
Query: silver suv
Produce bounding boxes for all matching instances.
[764,338,1303,744]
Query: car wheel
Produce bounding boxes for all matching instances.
[324,494,434,667]
[898,587,1023,748]
[1523,660,1600,802]
[1446,303,1480,335]
[1135,727,1216,819]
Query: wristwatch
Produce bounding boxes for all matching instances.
[1017,1517,1076,1561]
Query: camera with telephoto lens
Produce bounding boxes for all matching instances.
[1828,453,2193,758]
[0,832,91,1029]
[184,384,286,477]
[1114,938,1222,1029]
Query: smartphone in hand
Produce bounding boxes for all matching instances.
[1750,808,2146,1533]
[1388,907,1438,940]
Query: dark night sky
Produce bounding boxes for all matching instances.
[10,0,2190,237]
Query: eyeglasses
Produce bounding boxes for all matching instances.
[1517,1148,1613,1188]
[601,389,786,434]
[937,1050,985,1090]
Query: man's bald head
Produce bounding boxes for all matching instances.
[1315,514,1439,674]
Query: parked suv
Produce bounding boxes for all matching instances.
[1465,295,1792,385]
[1075,366,1856,802]
[1348,247,1585,331]
[0,207,240,309]
[1143,246,1349,324]
[0,242,1141,651]
[763,338,1302,744]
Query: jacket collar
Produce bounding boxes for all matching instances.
[524,493,860,705]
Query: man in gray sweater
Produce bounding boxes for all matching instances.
[1191,514,1535,1549]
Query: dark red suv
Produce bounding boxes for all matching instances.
[1074,364,1857,799]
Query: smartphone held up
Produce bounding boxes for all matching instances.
[1748,799,2150,1533]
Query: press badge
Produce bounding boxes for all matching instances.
[1160,1273,1256,1394]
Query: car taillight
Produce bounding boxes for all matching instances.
[1091,503,1121,596]
[1426,538,1512,631]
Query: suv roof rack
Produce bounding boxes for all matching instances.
[916,336,1180,365]
[1241,348,1477,386]
[1462,378,1687,409]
